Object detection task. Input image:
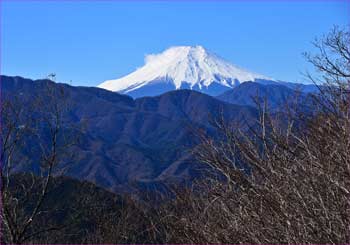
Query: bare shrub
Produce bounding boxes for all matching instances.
[145,26,350,244]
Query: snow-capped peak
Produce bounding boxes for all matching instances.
[98,45,273,95]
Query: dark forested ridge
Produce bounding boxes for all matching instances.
[4,174,158,243]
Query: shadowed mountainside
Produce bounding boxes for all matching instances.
[1,75,258,192]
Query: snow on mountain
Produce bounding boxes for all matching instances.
[98,45,274,97]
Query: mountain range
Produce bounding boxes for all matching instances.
[2,46,317,192]
[3,75,316,192]
[2,75,259,192]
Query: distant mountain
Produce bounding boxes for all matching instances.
[2,75,258,192]
[216,82,309,109]
[256,79,319,93]
[98,46,275,97]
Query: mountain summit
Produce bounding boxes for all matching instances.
[98,45,274,97]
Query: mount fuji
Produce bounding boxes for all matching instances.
[98,46,275,97]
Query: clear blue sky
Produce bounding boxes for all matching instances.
[1,1,349,86]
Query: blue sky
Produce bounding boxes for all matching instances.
[1,1,349,86]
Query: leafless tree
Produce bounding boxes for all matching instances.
[142,26,350,244]
[0,79,79,244]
